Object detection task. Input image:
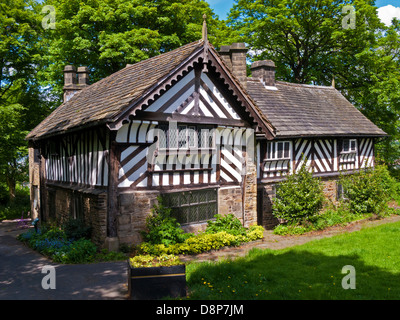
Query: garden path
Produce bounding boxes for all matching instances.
[0,220,127,300]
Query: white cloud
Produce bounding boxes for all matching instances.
[377,5,400,26]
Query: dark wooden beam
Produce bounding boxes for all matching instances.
[107,131,119,238]
[133,110,250,127]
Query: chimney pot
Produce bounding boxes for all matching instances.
[63,65,90,102]
[63,65,77,86]
[251,60,276,86]
[77,66,90,85]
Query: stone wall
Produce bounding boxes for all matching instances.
[243,158,257,227]
[217,157,258,228]
[218,186,243,222]
[321,177,339,206]
[258,184,279,229]
[118,190,159,245]
[44,184,108,247]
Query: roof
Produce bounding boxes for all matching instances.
[27,41,204,140]
[246,78,387,138]
[27,40,274,140]
[27,38,385,141]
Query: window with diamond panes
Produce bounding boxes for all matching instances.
[157,124,214,150]
[162,188,217,224]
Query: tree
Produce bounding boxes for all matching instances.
[0,0,50,202]
[39,0,227,99]
[228,0,383,85]
[354,19,400,166]
[228,0,400,165]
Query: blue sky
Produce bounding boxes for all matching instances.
[206,0,400,23]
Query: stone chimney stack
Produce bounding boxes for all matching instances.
[63,65,90,102]
[250,60,276,87]
[230,43,248,89]
[77,66,90,85]
[219,45,233,71]
[218,43,248,89]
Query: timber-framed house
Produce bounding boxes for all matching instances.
[27,31,386,249]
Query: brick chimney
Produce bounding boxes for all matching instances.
[218,43,248,89]
[63,65,90,102]
[250,60,276,87]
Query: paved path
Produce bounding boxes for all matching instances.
[0,221,127,300]
[1,214,400,299]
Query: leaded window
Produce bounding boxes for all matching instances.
[161,188,218,224]
[157,124,215,150]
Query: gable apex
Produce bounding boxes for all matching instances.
[27,40,275,141]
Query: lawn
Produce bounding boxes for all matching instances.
[186,220,400,300]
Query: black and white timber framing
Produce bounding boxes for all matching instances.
[257,137,376,180]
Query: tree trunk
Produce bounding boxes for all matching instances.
[6,174,16,203]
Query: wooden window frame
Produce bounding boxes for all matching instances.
[341,138,357,154]
[266,141,291,160]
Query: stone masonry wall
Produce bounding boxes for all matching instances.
[243,158,257,227]
[217,156,258,228]
[218,186,243,222]
[118,190,160,245]
[45,184,107,247]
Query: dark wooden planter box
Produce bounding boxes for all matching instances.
[127,261,186,300]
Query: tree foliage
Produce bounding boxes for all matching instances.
[0,0,51,202]
[39,0,225,97]
[228,0,400,166]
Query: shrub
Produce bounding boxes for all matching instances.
[129,254,182,268]
[181,231,240,254]
[138,225,265,256]
[53,239,97,264]
[272,161,325,224]
[339,164,398,216]
[141,197,192,246]
[0,185,30,221]
[246,225,265,241]
[18,222,128,263]
[62,218,92,240]
[205,214,247,236]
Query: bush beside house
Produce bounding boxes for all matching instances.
[272,163,400,235]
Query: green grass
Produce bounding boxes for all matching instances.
[186,220,400,300]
